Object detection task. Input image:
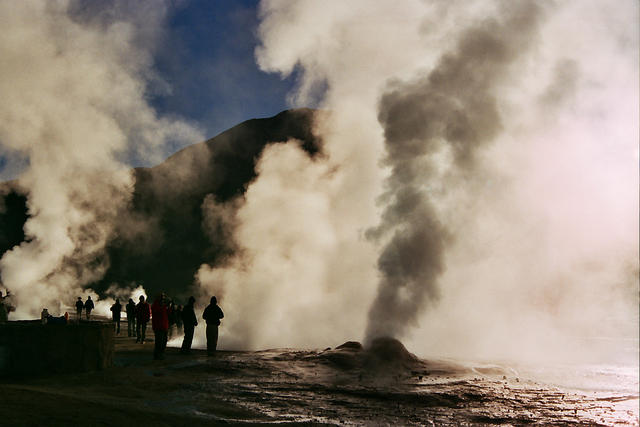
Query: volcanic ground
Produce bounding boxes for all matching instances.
[0,323,637,426]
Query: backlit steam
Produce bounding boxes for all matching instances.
[0,1,202,317]
[364,2,544,342]
[197,0,638,364]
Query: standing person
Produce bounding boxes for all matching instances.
[0,291,7,323]
[1,291,15,321]
[180,297,197,354]
[125,298,137,337]
[85,296,94,320]
[75,297,84,322]
[110,298,122,334]
[167,300,176,339]
[151,293,171,360]
[135,295,151,344]
[202,296,224,356]
[175,304,184,335]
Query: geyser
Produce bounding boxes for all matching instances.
[364,0,545,344]
[366,337,418,364]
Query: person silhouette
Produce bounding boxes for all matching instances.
[175,304,184,335]
[167,300,176,339]
[135,295,151,343]
[110,298,122,334]
[151,293,171,360]
[0,291,7,323]
[75,297,84,322]
[202,296,224,356]
[85,296,94,320]
[180,297,197,354]
[126,298,137,337]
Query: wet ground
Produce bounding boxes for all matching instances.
[0,332,637,426]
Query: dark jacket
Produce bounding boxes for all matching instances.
[126,301,136,317]
[182,303,197,327]
[75,300,84,311]
[175,306,183,327]
[136,301,151,323]
[85,298,94,311]
[168,304,177,326]
[203,304,224,326]
[110,302,121,320]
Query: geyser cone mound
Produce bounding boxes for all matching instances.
[366,337,418,364]
[320,337,421,373]
[335,341,364,351]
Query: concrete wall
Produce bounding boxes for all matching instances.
[0,320,114,377]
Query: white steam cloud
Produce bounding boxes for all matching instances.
[198,0,638,365]
[0,0,202,318]
[197,139,379,349]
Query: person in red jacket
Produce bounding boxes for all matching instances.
[135,295,151,344]
[151,293,171,360]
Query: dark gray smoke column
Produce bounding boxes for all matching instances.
[365,2,546,343]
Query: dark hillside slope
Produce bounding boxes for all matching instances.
[0,108,320,299]
[0,181,28,255]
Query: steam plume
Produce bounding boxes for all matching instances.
[201,0,638,364]
[364,2,545,342]
[0,0,202,317]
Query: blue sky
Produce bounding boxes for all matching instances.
[0,0,303,180]
[150,0,298,140]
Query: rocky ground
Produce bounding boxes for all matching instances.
[0,328,637,426]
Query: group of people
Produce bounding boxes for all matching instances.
[1,290,223,361]
[75,296,95,320]
[109,294,223,360]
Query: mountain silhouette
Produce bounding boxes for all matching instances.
[0,108,321,299]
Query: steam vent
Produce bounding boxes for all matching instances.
[0,321,114,377]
